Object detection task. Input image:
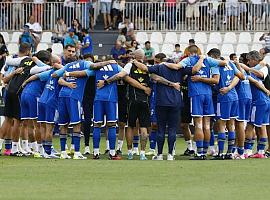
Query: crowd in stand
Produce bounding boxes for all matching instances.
[1,1,270,31]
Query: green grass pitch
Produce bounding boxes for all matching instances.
[0,137,270,200]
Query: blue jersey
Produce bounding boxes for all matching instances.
[250,72,270,105]
[180,55,220,97]
[235,71,252,100]
[94,63,122,102]
[81,35,93,55]
[56,60,94,102]
[38,69,62,109]
[22,79,46,97]
[217,61,239,102]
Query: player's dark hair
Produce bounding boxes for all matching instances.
[47,48,52,53]
[175,44,180,48]
[19,43,31,54]
[229,53,236,60]
[207,48,221,59]
[189,39,195,44]
[188,45,199,54]
[239,53,248,65]
[145,41,151,45]
[35,50,51,64]
[83,53,94,61]
[155,53,166,61]
[64,44,76,50]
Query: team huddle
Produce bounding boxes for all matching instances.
[0,42,270,160]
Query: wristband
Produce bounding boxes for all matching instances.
[66,72,70,77]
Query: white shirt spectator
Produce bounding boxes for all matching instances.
[26,22,42,39]
[112,0,121,9]
[118,22,134,31]
[101,0,112,2]
[251,0,262,4]
[171,51,183,63]
[33,0,45,4]
[64,0,75,7]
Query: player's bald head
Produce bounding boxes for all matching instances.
[134,49,145,60]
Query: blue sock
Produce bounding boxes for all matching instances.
[60,134,67,151]
[232,146,237,153]
[238,147,244,155]
[218,133,226,154]
[73,132,81,152]
[203,141,209,155]
[44,141,52,155]
[244,138,252,150]
[93,127,101,149]
[149,130,157,150]
[5,139,12,150]
[258,137,267,152]
[71,134,74,145]
[196,140,204,155]
[227,131,235,153]
[210,131,215,146]
[133,135,139,148]
[108,127,116,150]
[168,132,176,155]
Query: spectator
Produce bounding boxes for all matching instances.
[111,0,121,30]
[0,0,9,29]
[19,24,37,53]
[199,0,209,30]
[117,27,127,47]
[225,0,239,30]
[250,0,262,30]
[100,0,112,31]
[64,28,79,48]
[33,0,45,25]
[52,17,67,44]
[71,19,83,42]
[81,28,93,56]
[25,15,42,45]
[88,0,97,30]
[79,0,90,29]
[171,44,183,63]
[186,0,200,30]
[125,29,136,49]
[165,0,177,30]
[183,39,202,56]
[207,2,217,30]
[239,0,247,30]
[259,31,270,55]
[127,40,138,52]
[111,40,126,61]
[64,0,75,27]
[0,33,8,71]
[12,0,25,30]
[118,16,134,32]
[143,41,155,63]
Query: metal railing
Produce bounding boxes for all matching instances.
[0,2,100,31]
[125,1,270,31]
[0,1,269,32]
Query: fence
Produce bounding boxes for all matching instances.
[0,2,100,31]
[0,1,269,32]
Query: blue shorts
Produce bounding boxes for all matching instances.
[37,102,46,123]
[100,2,111,14]
[20,93,38,120]
[58,97,82,126]
[216,100,238,121]
[190,94,215,117]
[237,98,252,122]
[93,100,117,123]
[250,103,270,127]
